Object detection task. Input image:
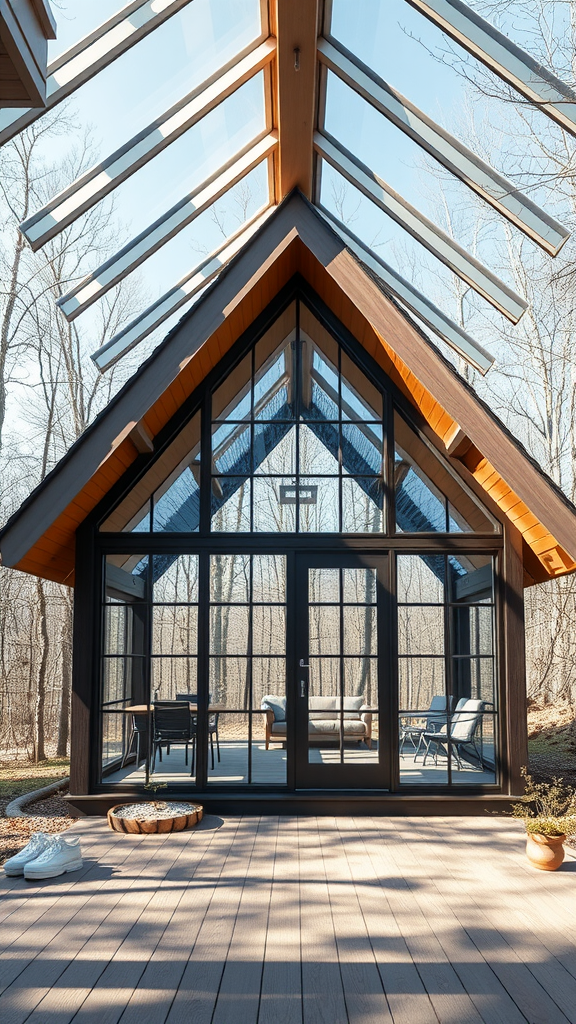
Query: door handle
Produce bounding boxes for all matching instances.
[300,679,307,698]
[299,659,310,668]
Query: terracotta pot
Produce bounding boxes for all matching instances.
[107,802,203,834]
[525,831,566,871]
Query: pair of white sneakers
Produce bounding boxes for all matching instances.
[3,832,83,880]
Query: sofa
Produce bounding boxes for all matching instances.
[261,695,372,748]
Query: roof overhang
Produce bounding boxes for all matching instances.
[1,192,575,587]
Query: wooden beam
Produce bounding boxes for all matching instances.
[128,422,154,455]
[0,0,53,107]
[444,425,472,459]
[0,0,193,144]
[272,0,320,199]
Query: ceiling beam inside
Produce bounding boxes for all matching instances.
[271,0,320,200]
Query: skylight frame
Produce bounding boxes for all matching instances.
[314,132,528,324]
[20,35,277,251]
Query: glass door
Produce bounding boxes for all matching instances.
[294,552,390,789]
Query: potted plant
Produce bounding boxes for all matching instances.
[107,783,203,834]
[511,767,576,870]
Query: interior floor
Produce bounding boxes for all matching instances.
[104,737,496,786]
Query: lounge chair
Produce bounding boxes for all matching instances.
[422,698,487,769]
[399,695,455,757]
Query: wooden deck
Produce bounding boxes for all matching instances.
[1,814,575,1024]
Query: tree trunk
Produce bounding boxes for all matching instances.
[56,596,73,757]
[34,577,48,763]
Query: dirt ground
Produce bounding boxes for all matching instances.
[0,759,72,866]
[527,698,576,786]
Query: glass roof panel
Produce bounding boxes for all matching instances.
[327,0,574,212]
[318,158,515,335]
[6,0,264,163]
[322,80,522,300]
[48,1,129,61]
[83,159,269,324]
[70,72,267,264]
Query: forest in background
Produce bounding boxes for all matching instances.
[1,0,576,761]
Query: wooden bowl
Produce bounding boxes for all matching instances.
[107,801,203,834]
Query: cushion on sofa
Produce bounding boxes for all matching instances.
[308,696,337,720]
[308,719,367,735]
[342,696,365,719]
[261,695,286,722]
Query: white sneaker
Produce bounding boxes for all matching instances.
[24,835,83,880]
[3,832,52,876]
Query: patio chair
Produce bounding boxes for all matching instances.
[121,712,147,769]
[208,712,221,769]
[422,698,487,769]
[152,701,195,774]
[399,695,455,757]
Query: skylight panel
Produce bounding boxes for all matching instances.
[326,0,576,215]
[47,0,130,62]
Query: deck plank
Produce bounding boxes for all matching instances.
[116,816,243,1024]
[318,817,392,1024]
[360,818,486,1024]
[299,818,348,1024]
[211,816,278,1024]
[65,823,222,1023]
[259,817,302,1024]
[336,819,439,1024]
[395,817,576,1024]
[20,832,192,1024]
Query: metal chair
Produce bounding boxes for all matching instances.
[399,695,455,758]
[152,701,194,774]
[121,713,147,769]
[422,699,487,769]
[208,712,220,769]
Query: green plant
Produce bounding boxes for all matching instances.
[512,767,576,837]
[144,781,168,812]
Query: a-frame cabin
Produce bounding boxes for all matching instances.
[2,193,576,815]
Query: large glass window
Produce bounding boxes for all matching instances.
[210,301,386,533]
[394,409,499,534]
[397,553,497,786]
[96,292,503,795]
[208,554,287,785]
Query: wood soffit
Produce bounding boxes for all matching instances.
[1,194,576,587]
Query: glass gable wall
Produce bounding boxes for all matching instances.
[97,293,502,793]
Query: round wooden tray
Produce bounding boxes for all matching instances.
[107,801,203,834]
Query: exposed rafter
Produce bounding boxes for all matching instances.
[404,0,576,137]
[0,0,196,145]
[271,0,319,200]
[58,133,277,321]
[314,131,528,323]
[92,205,275,372]
[317,206,494,375]
[20,37,276,251]
[318,37,569,258]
